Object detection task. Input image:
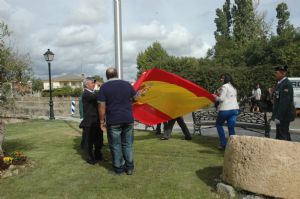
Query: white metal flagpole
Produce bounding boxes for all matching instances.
[113,0,123,79]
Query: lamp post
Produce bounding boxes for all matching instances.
[43,49,55,120]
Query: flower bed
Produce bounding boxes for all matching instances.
[0,151,27,170]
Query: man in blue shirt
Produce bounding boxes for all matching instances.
[97,67,136,175]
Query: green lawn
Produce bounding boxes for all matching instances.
[0,120,224,199]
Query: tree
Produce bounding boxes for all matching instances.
[0,21,11,155]
[211,0,271,67]
[266,3,299,66]
[276,2,294,35]
[32,78,44,92]
[0,21,32,155]
[213,0,236,65]
[93,75,103,83]
[1,21,32,97]
[232,0,258,44]
[0,22,10,84]
[214,0,231,39]
[136,42,169,77]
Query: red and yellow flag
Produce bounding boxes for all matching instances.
[133,68,214,125]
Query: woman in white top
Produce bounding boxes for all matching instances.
[213,74,239,150]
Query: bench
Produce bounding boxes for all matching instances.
[192,110,270,137]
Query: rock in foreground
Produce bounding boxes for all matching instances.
[223,136,300,199]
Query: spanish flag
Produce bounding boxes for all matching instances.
[133,68,214,125]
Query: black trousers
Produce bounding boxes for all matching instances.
[276,122,291,141]
[163,117,191,139]
[82,123,103,161]
[155,122,167,133]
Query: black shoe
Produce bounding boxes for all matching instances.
[95,157,103,162]
[126,170,134,175]
[86,159,97,165]
[95,154,103,161]
[160,137,168,140]
[97,157,108,162]
[183,137,192,140]
[218,145,226,151]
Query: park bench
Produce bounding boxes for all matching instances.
[192,109,270,137]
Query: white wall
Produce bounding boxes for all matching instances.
[43,81,83,90]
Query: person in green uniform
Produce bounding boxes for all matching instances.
[271,65,295,141]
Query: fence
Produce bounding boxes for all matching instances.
[0,96,80,119]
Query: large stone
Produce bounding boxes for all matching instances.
[223,135,300,199]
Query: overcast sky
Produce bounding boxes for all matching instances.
[0,0,299,81]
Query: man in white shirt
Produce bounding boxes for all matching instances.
[250,83,262,112]
[254,84,262,101]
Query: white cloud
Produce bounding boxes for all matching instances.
[55,25,98,47]
[64,0,109,26]
[9,8,34,34]
[0,1,34,48]
[0,0,11,20]
[1,0,300,82]
[124,21,209,61]
[125,21,166,40]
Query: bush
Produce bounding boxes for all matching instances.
[166,64,276,99]
[42,86,83,97]
[72,88,83,97]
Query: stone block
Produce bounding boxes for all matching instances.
[216,182,235,199]
[223,135,300,199]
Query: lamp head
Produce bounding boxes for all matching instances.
[44,49,54,63]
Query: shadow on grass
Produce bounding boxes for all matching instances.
[63,121,81,134]
[72,136,85,161]
[197,149,220,154]
[196,166,223,188]
[72,136,113,171]
[134,130,162,141]
[3,139,35,153]
[135,129,224,155]
[190,135,224,153]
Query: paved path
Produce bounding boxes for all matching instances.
[135,113,300,142]
[45,114,300,142]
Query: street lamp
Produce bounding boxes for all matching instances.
[43,49,55,120]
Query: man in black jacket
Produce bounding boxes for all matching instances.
[271,65,295,141]
[79,77,103,164]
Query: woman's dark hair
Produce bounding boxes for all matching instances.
[221,73,236,88]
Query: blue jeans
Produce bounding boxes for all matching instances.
[107,123,134,173]
[216,110,239,147]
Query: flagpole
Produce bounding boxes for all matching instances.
[113,0,123,79]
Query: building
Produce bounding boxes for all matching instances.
[43,74,84,90]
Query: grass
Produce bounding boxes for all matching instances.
[0,120,224,199]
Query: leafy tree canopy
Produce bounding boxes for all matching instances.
[136,1,299,99]
[0,21,32,107]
